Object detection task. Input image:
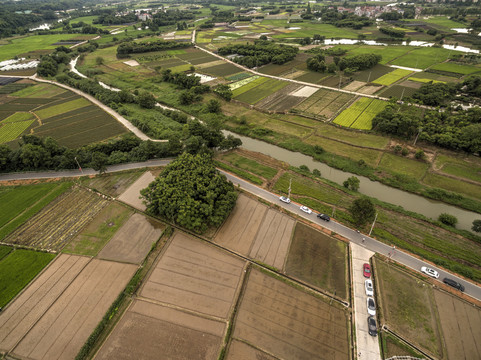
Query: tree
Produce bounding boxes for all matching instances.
[90,151,108,173]
[137,91,156,109]
[206,99,221,113]
[343,176,360,191]
[349,197,376,226]
[141,153,238,233]
[472,219,481,233]
[95,56,104,65]
[438,213,457,227]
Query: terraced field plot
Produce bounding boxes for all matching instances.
[295,88,354,119]
[214,194,295,269]
[231,269,350,360]
[0,254,136,360]
[95,299,225,360]
[140,232,245,319]
[372,68,412,86]
[4,187,109,251]
[334,97,388,130]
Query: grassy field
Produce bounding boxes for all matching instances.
[378,153,429,180]
[373,68,412,86]
[62,202,133,256]
[423,172,481,201]
[420,16,467,29]
[0,245,13,261]
[315,122,389,149]
[429,62,481,75]
[219,152,278,180]
[270,22,358,39]
[390,47,451,69]
[0,249,55,307]
[337,45,412,65]
[0,182,72,241]
[434,154,481,184]
[236,78,289,104]
[215,161,263,185]
[285,222,347,300]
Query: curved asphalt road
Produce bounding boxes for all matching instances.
[1,161,480,302]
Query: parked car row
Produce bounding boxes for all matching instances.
[420,266,465,292]
[278,197,330,222]
[363,263,377,337]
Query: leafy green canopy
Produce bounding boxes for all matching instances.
[141,153,237,233]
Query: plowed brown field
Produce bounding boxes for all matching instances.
[232,269,350,360]
[140,232,245,319]
[226,339,277,360]
[117,171,155,211]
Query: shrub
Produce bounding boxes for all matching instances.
[438,213,458,227]
[401,148,409,156]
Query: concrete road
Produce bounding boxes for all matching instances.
[0,162,480,302]
[351,244,381,360]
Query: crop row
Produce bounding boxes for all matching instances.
[1,112,34,123]
[351,100,388,130]
[239,78,290,105]
[333,97,372,127]
[373,68,412,86]
[229,75,257,91]
[0,120,35,144]
[35,98,91,120]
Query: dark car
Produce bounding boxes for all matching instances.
[443,277,465,292]
[317,213,330,222]
[368,316,377,336]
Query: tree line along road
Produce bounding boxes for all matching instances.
[1,160,479,303]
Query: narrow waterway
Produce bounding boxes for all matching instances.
[225,131,481,232]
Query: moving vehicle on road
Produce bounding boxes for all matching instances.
[363,263,371,278]
[300,205,312,214]
[365,279,373,296]
[367,297,376,316]
[317,213,330,221]
[279,196,291,204]
[443,277,465,292]
[368,316,377,336]
[421,266,439,279]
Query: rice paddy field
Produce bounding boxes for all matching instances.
[373,68,412,86]
[389,47,452,69]
[333,97,388,130]
[429,62,481,75]
[294,88,354,119]
[0,82,127,147]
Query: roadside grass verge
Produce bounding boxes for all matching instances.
[0,249,55,307]
[215,160,263,185]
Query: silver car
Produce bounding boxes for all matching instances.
[367,297,376,316]
[365,279,374,296]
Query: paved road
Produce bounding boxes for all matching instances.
[1,161,480,302]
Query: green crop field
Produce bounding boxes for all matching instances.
[340,45,412,65]
[423,173,481,201]
[202,62,242,77]
[420,16,466,29]
[334,97,372,127]
[270,22,358,39]
[34,98,91,120]
[0,245,13,261]
[0,182,72,241]
[0,120,35,143]
[379,153,429,179]
[1,112,34,123]
[390,47,451,69]
[435,154,481,184]
[0,249,55,307]
[408,77,445,84]
[350,99,388,130]
[429,62,481,75]
[232,76,269,97]
[236,78,289,104]
[373,68,412,86]
[12,83,66,98]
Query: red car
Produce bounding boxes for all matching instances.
[363,263,371,278]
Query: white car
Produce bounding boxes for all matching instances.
[300,206,312,214]
[365,279,374,296]
[421,266,439,279]
[367,297,376,316]
[279,196,291,204]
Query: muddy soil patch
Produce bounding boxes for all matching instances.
[118,171,155,211]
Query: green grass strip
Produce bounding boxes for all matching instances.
[0,249,55,307]
[0,120,35,144]
[215,161,263,185]
[35,98,90,120]
[232,76,269,97]
[0,245,13,261]
[373,69,412,86]
[0,182,72,241]
[1,112,34,123]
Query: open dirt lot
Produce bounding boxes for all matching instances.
[434,290,481,360]
[226,339,277,360]
[1,255,136,360]
[214,194,294,270]
[98,213,164,264]
[95,299,225,360]
[117,171,155,211]
[232,269,350,360]
[140,232,245,319]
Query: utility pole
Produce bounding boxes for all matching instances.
[400,88,406,101]
[288,177,292,200]
[367,71,372,83]
[74,157,83,174]
[413,127,423,145]
[338,74,343,90]
[369,212,378,236]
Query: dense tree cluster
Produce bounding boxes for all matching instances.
[318,9,373,29]
[218,41,298,68]
[94,13,137,25]
[117,40,191,57]
[379,27,406,38]
[141,152,238,233]
[213,84,233,101]
[307,53,381,74]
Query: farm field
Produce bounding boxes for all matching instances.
[372,68,412,86]
[80,170,146,197]
[255,83,310,112]
[295,88,355,119]
[140,232,245,319]
[0,82,127,147]
[422,172,481,201]
[285,223,348,300]
[214,194,295,270]
[379,84,419,99]
[0,245,12,261]
[374,257,481,360]
[4,187,109,251]
[0,249,55,308]
[98,213,164,264]
[117,171,156,211]
[429,62,481,75]
[231,268,350,360]
[316,121,389,149]
[333,98,387,130]
[390,47,451,69]
[338,45,412,65]
[95,299,225,360]
[234,78,289,105]
[0,254,136,360]
[378,153,429,180]
[219,152,278,180]
[434,154,481,184]
[0,182,72,241]
[62,202,133,256]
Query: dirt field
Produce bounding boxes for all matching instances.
[95,299,225,360]
[4,187,109,251]
[285,222,348,300]
[82,170,145,197]
[232,269,350,360]
[117,171,155,211]
[434,290,481,360]
[98,213,164,264]
[140,232,245,319]
[255,83,305,112]
[214,194,294,269]
[9,258,136,360]
[226,339,277,360]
